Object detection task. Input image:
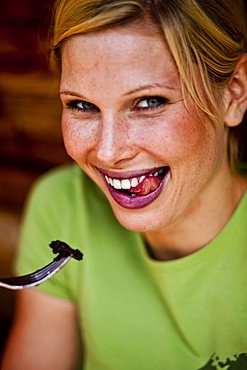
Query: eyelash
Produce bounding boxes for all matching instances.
[134,96,168,111]
[65,96,169,113]
[65,100,99,113]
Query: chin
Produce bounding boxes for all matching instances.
[110,201,173,233]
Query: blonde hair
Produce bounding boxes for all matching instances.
[51,0,247,167]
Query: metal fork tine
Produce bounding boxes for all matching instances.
[0,255,72,290]
[0,240,83,290]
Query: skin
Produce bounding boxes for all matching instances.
[2,19,247,369]
[1,289,80,369]
[59,21,247,259]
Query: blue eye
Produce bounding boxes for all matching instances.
[66,100,99,112]
[136,96,168,109]
[77,101,97,110]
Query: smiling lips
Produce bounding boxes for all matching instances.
[105,168,164,196]
[101,167,170,209]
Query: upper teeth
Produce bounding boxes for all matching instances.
[104,170,162,190]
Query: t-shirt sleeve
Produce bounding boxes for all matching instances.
[16,169,76,301]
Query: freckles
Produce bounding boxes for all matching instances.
[62,121,98,159]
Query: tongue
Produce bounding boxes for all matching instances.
[128,176,162,196]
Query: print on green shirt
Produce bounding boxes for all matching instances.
[198,353,247,370]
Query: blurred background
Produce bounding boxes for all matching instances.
[0,0,246,362]
[0,0,71,360]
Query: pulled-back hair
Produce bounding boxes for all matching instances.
[51,0,247,167]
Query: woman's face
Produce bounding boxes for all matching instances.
[60,21,228,232]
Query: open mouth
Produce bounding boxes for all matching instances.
[100,166,170,209]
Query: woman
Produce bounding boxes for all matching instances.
[2,0,247,369]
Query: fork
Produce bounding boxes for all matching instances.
[0,240,83,290]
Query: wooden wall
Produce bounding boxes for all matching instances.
[0,0,71,214]
[0,0,71,360]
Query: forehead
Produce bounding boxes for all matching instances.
[60,20,180,94]
[63,17,165,52]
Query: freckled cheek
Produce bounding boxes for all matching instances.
[137,112,218,166]
[61,117,98,161]
[137,116,201,158]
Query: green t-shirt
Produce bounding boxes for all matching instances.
[17,164,247,370]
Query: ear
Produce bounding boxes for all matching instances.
[224,53,247,127]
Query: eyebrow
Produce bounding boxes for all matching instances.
[59,83,175,100]
[123,83,175,96]
[59,90,88,99]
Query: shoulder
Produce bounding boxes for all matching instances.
[27,163,87,206]
[21,163,84,223]
[24,163,107,220]
[32,163,82,193]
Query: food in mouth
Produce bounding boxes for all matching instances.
[104,167,167,196]
[101,166,170,209]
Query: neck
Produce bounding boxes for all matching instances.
[143,168,247,261]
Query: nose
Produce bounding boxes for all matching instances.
[95,114,137,167]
